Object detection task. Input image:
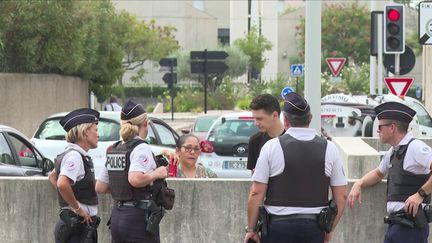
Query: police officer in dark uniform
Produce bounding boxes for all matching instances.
[244,92,347,243]
[49,108,100,243]
[96,100,168,243]
[349,102,432,243]
[247,94,285,173]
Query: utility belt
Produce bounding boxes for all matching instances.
[255,200,338,237]
[56,209,100,243]
[114,199,165,236]
[384,205,432,229]
[117,200,151,210]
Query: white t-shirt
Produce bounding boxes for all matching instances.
[58,143,97,216]
[98,138,157,184]
[378,132,432,213]
[104,102,122,111]
[253,127,347,215]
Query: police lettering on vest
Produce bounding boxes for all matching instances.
[106,154,127,171]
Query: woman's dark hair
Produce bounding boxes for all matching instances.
[176,134,199,148]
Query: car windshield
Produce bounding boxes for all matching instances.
[33,118,120,142]
[209,119,258,138]
[194,116,219,132]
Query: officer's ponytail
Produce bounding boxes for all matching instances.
[119,113,148,141]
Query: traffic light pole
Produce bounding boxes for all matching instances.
[395,54,400,75]
[204,49,208,114]
[170,61,174,121]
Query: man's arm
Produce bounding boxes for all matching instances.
[244,181,267,243]
[405,163,432,216]
[330,185,347,229]
[348,168,384,209]
[95,180,110,194]
[48,170,58,189]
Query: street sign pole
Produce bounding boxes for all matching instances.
[204,49,208,114]
[395,54,400,76]
[296,77,299,92]
[170,60,174,121]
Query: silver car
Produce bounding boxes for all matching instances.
[0,125,53,176]
[199,112,258,178]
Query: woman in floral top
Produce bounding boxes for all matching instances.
[176,134,217,178]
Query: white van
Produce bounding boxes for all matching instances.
[321,93,432,138]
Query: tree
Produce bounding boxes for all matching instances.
[234,26,273,81]
[175,46,249,92]
[295,3,370,68]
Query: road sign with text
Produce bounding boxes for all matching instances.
[326,58,346,77]
[419,2,432,45]
[384,77,413,97]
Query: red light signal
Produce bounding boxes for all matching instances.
[387,9,400,21]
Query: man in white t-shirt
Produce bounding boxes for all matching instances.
[104,96,122,111]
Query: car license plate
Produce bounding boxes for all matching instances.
[224,161,246,170]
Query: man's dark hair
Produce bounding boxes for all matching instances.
[109,96,117,103]
[249,94,281,115]
[284,112,311,127]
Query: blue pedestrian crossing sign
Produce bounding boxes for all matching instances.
[291,64,304,77]
[281,86,294,100]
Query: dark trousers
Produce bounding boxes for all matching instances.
[384,224,429,243]
[261,218,324,243]
[111,206,160,243]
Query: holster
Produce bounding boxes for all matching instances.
[318,200,338,233]
[152,179,175,210]
[146,200,165,235]
[256,205,269,237]
[385,205,428,229]
[56,209,81,243]
[80,216,100,243]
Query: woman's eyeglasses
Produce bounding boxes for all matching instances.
[181,145,201,153]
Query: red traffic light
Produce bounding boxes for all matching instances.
[387,9,400,21]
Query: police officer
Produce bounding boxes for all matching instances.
[50,108,100,243]
[247,94,285,173]
[348,102,432,243]
[95,100,168,243]
[244,92,347,243]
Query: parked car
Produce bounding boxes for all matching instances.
[181,114,221,141]
[31,111,179,176]
[199,112,259,178]
[0,125,53,176]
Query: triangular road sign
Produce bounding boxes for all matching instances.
[326,58,346,77]
[384,77,414,97]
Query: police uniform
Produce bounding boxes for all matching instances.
[374,102,432,243]
[54,108,99,243]
[252,93,347,242]
[98,100,161,243]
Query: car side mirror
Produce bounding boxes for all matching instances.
[42,158,54,175]
[181,128,190,135]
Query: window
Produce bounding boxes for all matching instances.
[218,28,230,46]
[0,133,15,165]
[8,133,40,167]
[146,123,157,145]
[411,102,432,128]
[153,123,176,148]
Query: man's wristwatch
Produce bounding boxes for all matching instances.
[245,226,256,233]
[418,188,429,198]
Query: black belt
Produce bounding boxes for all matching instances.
[117,200,150,210]
[270,214,319,222]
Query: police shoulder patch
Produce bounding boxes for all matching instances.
[420,146,432,154]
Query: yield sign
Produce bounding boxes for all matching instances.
[384,77,414,97]
[326,58,346,77]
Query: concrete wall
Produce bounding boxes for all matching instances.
[1,177,432,243]
[0,74,89,137]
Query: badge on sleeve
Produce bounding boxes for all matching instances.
[138,154,149,165]
[420,146,431,154]
[65,161,77,171]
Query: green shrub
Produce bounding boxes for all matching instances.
[236,97,252,110]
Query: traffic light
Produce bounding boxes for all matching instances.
[384,4,404,54]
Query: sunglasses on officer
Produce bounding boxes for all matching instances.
[378,123,394,130]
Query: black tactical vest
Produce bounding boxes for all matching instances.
[54,149,98,207]
[265,134,329,207]
[106,139,152,201]
[387,138,431,203]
